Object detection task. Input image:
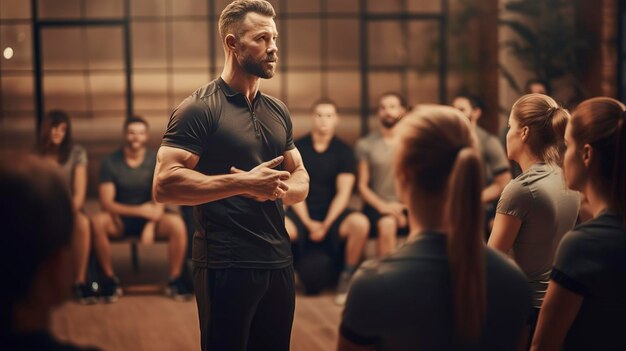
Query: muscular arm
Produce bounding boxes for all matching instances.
[531,281,583,351]
[72,164,88,211]
[482,171,512,203]
[280,147,309,206]
[487,213,522,254]
[323,173,355,228]
[154,146,291,205]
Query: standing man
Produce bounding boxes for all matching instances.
[153,1,309,350]
[91,116,189,302]
[285,98,369,305]
[356,92,409,258]
[452,94,512,232]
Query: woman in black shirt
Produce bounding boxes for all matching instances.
[531,97,626,351]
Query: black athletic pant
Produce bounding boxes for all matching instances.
[193,265,295,351]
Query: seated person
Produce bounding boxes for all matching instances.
[91,116,190,302]
[339,105,531,351]
[0,155,100,350]
[285,99,369,305]
[452,94,512,232]
[36,110,95,304]
[356,92,409,257]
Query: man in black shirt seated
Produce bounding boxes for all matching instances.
[0,155,100,351]
[286,99,369,305]
[91,117,190,302]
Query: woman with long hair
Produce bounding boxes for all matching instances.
[488,94,580,345]
[531,97,626,351]
[37,110,95,304]
[338,105,531,351]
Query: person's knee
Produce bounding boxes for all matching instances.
[160,214,186,239]
[344,213,370,239]
[91,213,109,234]
[75,212,90,233]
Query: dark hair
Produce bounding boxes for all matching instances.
[524,79,550,95]
[310,97,338,113]
[37,110,73,164]
[124,116,149,131]
[379,91,409,110]
[395,106,485,340]
[0,155,74,330]
[570,97,626,226]
[218,0,276,42]
[454,94,484,111]
[511,93,569,166]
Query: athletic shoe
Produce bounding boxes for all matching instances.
[73,282,97,305]
[334,271,352,306]
[165,276,193,301]
[99,275,122,303]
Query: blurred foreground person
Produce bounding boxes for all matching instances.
[339,106,531,351]
[0,155,99,351]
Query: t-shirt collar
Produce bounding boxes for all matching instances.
[217,77,262,101]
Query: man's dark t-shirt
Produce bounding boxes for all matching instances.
[551,211,626,351]
[99,148,156,205]
[341,231,531,351]
[161,78,295,269]
[295,134,355,220]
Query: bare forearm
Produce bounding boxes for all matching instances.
[482,183,502,203]
[359,184,386,212]
[323,191,351,228]
[291,201,312,225]
[282,168,309,205]
[154,166,246,205]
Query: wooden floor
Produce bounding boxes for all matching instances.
[51,242,343,351]
[52,292,343,351]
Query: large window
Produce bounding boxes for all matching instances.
[1,0,448,143]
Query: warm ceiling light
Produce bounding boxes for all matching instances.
[3,47,14,60]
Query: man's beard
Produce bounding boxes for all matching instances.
[380,116,401,129]
[240,53,276,79]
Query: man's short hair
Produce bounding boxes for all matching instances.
[0,155,74,309]
[219,0,276,42]
[124,116,149,131]
[311,98,338,113]
[454,94,484,111]
[379,91,408,110]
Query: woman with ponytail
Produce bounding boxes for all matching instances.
[488,94,580,345]
[531,97,626,351]
[338,106,530,351]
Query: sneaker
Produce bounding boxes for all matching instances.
[73,282,97,305]
[165,276,193,301]
[99,275,122,303]
[334,271,352,306]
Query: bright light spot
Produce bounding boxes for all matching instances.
[3,47,14,60]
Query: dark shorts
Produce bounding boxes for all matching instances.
[285,208,354,263]
[193,265,295,351]
[362,205,409,238]
[120,216,148,237]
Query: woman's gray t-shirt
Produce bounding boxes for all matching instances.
[496,163,579,308]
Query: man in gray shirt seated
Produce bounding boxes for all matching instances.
[91,116,190,302]
[453,94,512,232]
[356,92,409,257]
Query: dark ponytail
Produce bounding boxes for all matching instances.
[447,147,486,340]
